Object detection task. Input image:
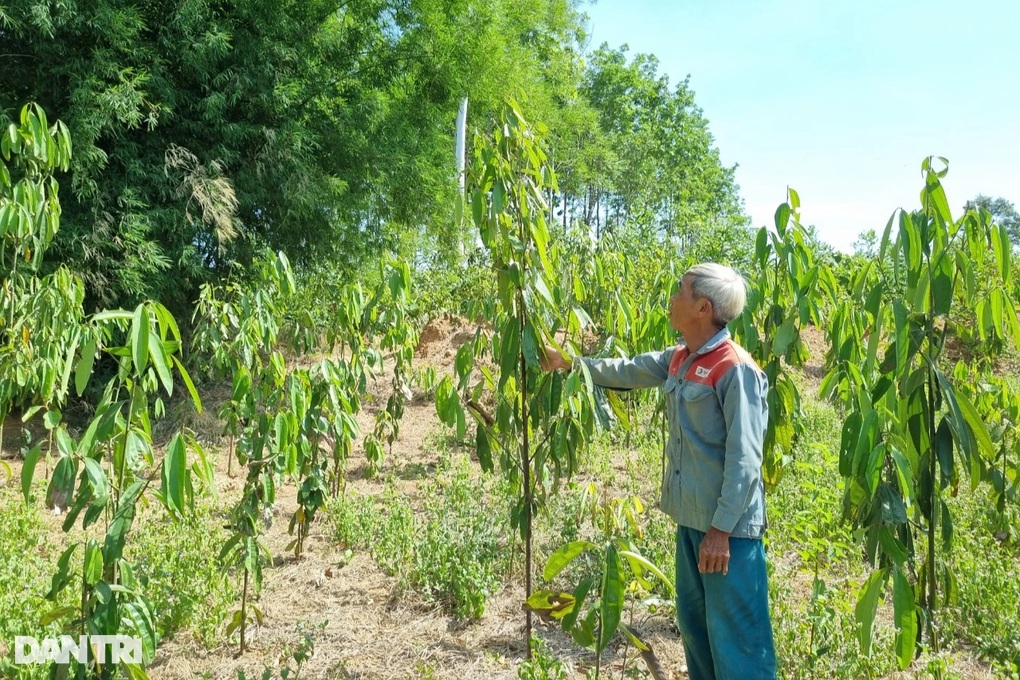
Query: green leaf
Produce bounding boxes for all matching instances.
[774,203,791,237]
[161,433,188,516]
[619,549,674,595]
[935,370,991,487]
[991,288,1006,340]
[922,171,953,226]
[772,316,797,357]
[931,252,953,317]
[171,355,202,412]
[889,446,914,505]
[21,442,41,503]
[934,417,954,489]
[864,443,885,495]
[75,335,97,396]
[754,227,769,265]
[434,376,456,425]
[455,343,475,386]
[617,621,650,652]
[475,424,493,473]
[892,566,918,670]
[571,306,594,331]
[522,323,541,368]
[104,480,143,566]
[877,483,907,525]
[148,331,173,395]
[606,390,630,429]
[878,527,909,566]
[599,543,624,651]
[81,458,109,529]
[993,224,1011,282]
[39,605,77,626]
[84,540,104,585]
[42,410,62,431]
[492,179,505,213]
[121,662,151,680]
[122,600,158,663]
[45,544,78,600]
[225,609,243,638]
[454,401,467,440]
[839,412,862,478]
[533,272,555,306]
[543,540,598,581]
[130,304,150,374]
[498,317,520,388]
[561,577,594,633]
[46,455,77,511]
[899,212,922,292]
[572,609,597,649]
[852,410,878,484]
[855,567,887,656]
[941,500,954,552]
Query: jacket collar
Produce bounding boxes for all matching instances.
[688,326,730,355]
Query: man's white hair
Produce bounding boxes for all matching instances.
[685,263,748,327]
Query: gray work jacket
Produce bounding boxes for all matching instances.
[578,328,769,538]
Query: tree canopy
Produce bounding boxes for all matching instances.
[0,0,743,314]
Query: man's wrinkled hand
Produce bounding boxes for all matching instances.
[699,527,731,575]
[539,346,570,372]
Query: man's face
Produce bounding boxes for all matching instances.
[669,275,698,332]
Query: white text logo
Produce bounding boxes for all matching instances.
[14,636,143,665]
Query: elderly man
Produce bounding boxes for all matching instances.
[541,263,776,680]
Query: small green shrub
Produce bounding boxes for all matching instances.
[327,490,379,551]
[518,636,569,680]
[0,489,59,680]
[128,501,237,645]
[326,485,414,578]
[410,454,509,619]
[946,492,1020,675]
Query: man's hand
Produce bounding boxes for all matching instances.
[539,346,571,372]
[699,527,731,575]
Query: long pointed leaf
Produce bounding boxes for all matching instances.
[855,567,888,655]
[543,540,597,581]
[21,442,41,503]
[599,543,624,651]
[161,433,187,516]
[171,355,202,412]
[892,566,918,670]
[148,332,173,395]
[75,335,96,396]
[619,549,674,595]
[130,304,150,374]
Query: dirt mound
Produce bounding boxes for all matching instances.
[415,315,486,363]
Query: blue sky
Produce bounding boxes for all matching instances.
[581,0,1020,253]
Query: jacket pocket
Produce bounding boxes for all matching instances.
[677,381,726,453]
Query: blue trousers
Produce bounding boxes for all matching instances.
[675,526,777,680]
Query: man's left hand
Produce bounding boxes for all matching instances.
[699,527,731,575]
